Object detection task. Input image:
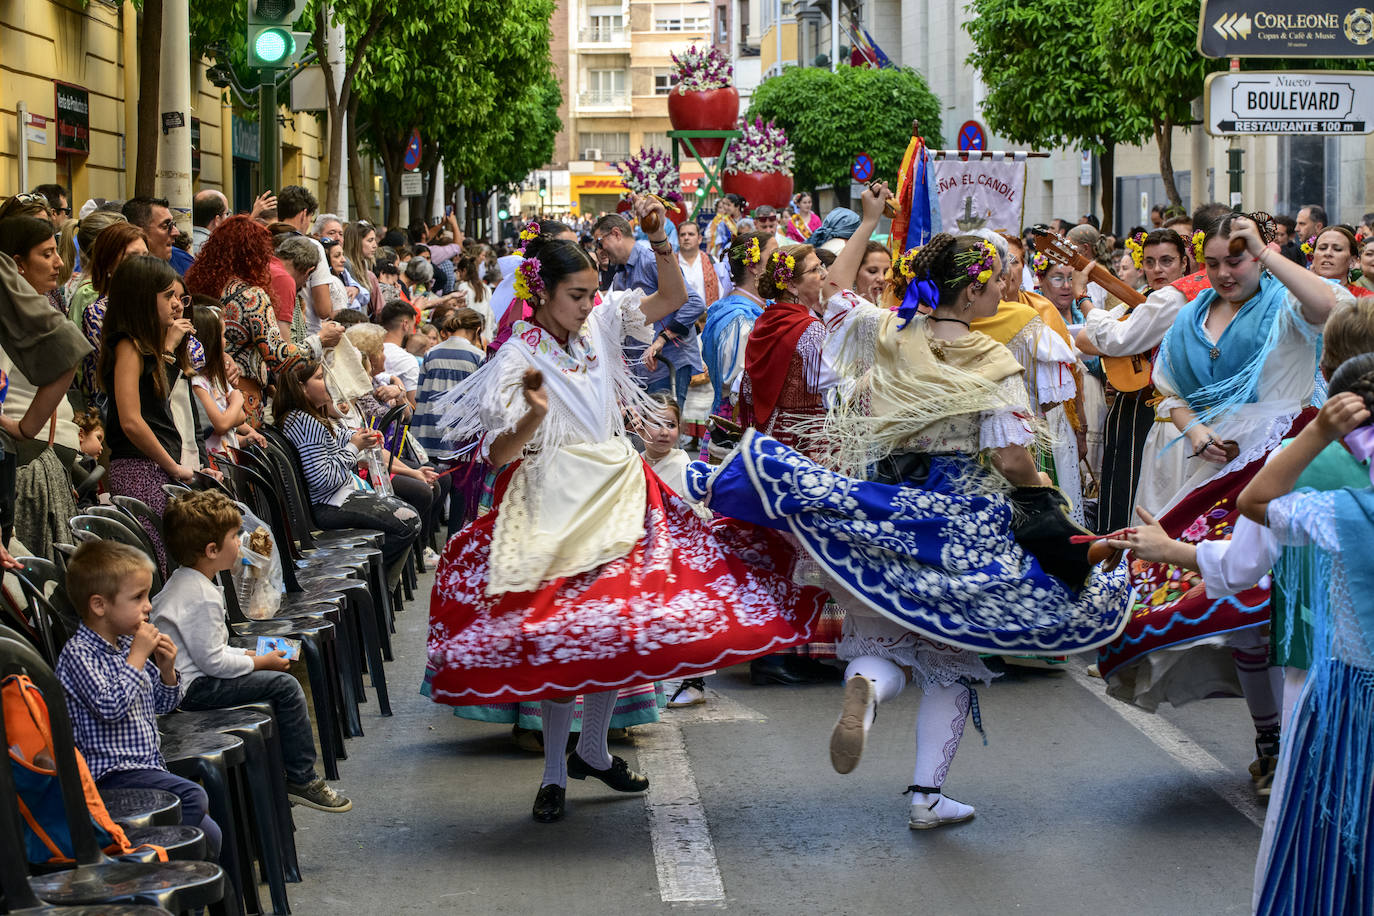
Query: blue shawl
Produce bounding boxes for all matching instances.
[1158,274,1293,419]
[701,293,765,411]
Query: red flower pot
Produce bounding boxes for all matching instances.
[667,87,739,158]
[722,170,794,211]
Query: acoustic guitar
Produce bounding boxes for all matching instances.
[1030,227,1153,392]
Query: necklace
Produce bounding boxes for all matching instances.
[929,316,971,330]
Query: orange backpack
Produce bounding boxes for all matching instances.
[3,673,166,864]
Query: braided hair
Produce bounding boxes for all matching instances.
[904,233,997,308]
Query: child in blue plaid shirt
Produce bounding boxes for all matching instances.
[55,540,221,858]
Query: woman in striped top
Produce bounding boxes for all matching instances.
[273,358,421,581]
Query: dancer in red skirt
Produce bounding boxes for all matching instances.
[425,195,826,822]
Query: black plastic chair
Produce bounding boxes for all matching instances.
[224,457,392,720]
[0,627,227,913]
[83,507,160,571]
[160,707,294,914]
[11,561,79,666]
[102,788,182,830]
[67,517,164,594]
[108,498,174,572]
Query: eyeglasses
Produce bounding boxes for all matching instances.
[157,218,178,234]
[53,207,71,217]
[176,294,192,306]
[1045,275,1073,286]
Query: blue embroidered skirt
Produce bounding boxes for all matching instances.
[686,430,1133,656]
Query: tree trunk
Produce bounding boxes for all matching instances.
[134,0,164,197]
[315,7,345,214]
[345,94,373,222]
[1155,116,1182,210]
[421,150,440,223]
[376,121,409,229]
[1098,142,1116,237]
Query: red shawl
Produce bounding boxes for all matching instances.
[1170,270,1212,302]
[743,300,819,426]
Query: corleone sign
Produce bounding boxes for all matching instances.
[1198,1,1374,57]
[54,82,89,155]
[1205,70,1374,134]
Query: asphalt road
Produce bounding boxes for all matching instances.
[283,565,1265,915]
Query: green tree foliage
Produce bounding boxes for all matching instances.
[965,0,1151,227]
[745,65,943,197]
[1093,0,1374,210]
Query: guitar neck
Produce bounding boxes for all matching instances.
[1083,261,1146,307]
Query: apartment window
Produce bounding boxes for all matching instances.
[653,70,680,95]
[759,0,793,31]
[642,132,671,152]
[587,10,625,41]
[655,2,710,31]
[587,69,627,99]
[578,132,631,160]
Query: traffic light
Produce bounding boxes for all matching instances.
[247,0,310,70]
[538,178,548,199]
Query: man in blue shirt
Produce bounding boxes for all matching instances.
[591,213,705,409]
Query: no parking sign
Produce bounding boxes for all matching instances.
[851,152,874,183]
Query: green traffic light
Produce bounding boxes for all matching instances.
[696,187,706,197]
[497,209,510,220]
[538,189,547,198]
[254,27,293,64]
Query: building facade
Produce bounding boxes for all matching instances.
[1,1,345,225]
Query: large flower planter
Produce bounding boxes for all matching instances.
[667,87,739,158]
[722,170,794,211]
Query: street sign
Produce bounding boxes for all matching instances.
[957,120,987,152]
[400,171,423,197]
[1199,0,1374,58]
[23,113,47,145]
[1205,70,1374,134]
[851,152,874,182]
[403,129,423,171]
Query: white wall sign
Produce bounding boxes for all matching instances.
[931,157,1027,235]
[400,171,423,197]
[1205,70,1374,135]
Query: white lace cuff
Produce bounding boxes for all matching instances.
[979,407,1036,449]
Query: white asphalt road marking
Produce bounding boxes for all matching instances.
[636,686,767,905]
[1065,665,1266,829]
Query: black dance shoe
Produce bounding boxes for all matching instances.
[532,784,566,822]
[749,655,815,686]
[567,752,650,792]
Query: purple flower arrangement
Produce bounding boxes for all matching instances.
[615,148,685,204]
[670,45,733,93]
[724,117,795,176]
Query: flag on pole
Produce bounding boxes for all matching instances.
[890,133,942,259]
[848,21,893,68]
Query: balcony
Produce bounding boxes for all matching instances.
[577,90,632,112]
[580,25,630,45]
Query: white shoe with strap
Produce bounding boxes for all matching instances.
[906,787,975,830]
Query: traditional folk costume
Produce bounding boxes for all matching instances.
[972,299,1081,522]
[424,288,825,806]
[1098,276,1351,715]
[1254,483,1374,914]
[690,290,1133,826]
[738,298,844,659]
[785,210,822,244]
[699,290,766,461]
[706,214,737,260]
[1084,270,1211,531]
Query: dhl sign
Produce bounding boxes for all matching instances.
[571,172,705,197]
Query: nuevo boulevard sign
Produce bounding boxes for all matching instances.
[1205,70,1374,134]
[1199,0,1374,57]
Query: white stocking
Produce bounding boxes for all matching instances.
[912,682,970,790]
[844,656,906,705]
[574,690,618,770]
[540,700,574,788]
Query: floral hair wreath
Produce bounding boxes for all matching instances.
[770,251,796,290]
[951,240,997,287]
[1031,252,1051,276]
[1301,235,1316,258]
[513,258,544,302]
[1191,230,1206,264]
[517,220,541,256]
[1124,232,1146,270]
[743,236,762,267]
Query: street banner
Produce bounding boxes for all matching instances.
[931,155,1026,235]
[1206,70,1374,135]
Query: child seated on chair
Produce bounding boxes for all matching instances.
[55,540,223,859]
[151,490,351,812]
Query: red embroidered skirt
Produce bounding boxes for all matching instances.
[424,462,828,704]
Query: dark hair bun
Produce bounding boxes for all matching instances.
[1329,351,1374,415]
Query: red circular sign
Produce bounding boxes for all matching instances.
[957,120,987,152]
